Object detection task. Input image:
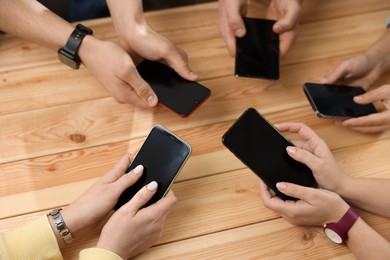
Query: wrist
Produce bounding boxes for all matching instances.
[333,174,354,199]
[365,30,390,75]
[47,208,75,248]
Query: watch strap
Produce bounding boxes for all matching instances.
[63,24,93,56]
[324,207,359,243]
[48,208,73,245]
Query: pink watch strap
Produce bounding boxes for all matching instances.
[326,207,359,242]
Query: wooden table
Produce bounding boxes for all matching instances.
[1,1,390,259]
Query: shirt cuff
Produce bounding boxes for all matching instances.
[80,248,124,260]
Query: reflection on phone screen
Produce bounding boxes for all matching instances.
[303,83,377,119]
[114,125,191,209]
[137,60,211,118]
[222,108,315,200]
[235,17,279,80]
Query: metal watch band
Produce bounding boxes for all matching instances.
[48,208,73,245]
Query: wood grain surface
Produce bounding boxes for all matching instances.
[1,0,390,259]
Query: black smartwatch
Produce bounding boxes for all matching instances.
[58,24,93,69]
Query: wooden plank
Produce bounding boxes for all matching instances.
[1,57,390,163]
[134,212,390,260]
[1,9,388,116]
[2,134,390,221]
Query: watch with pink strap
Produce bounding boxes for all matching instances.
[323,207,359,244]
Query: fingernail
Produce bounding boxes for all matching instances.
[276,182,287,190]
[147,95,156,106]
[147,181,158,191]
[355,95,363,101]
[133,165,144,175]
[274,24,282,32]
[286,146,297,155]
[235,28,244,37]
[189,71,197,78]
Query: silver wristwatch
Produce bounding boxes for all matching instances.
[47,208,73,244]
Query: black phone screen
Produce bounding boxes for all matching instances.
[235,17,279,80]
[222,108,315,200]
[137,60,211,118]
[303,83,377,119]
[114,125,191,210]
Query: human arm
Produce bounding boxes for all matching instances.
[0,216,63,260]
[218,0,302,57]
[321,28,390,90]
[0,0,157,107]
[276,122,390,218]
[106,0,198,81]
[260,181,390,259]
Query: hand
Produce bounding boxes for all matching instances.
[265,0,302,57]
[218,0,248,56]
[340,84,390,133]
[260,180,349,226]
[321,54,381,90]
[61,154,143,237]
[275,122,350,193]
[97,184,177,259]
[107,0,198,81]
[218,0,301,57]
[79,36,158,107]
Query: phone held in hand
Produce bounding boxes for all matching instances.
[137,60,211,118]
[222,108,315,201]
[114,125,191,210]
[235,17,280,80]
[303,83,377,119]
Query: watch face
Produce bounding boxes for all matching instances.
[324,228,343,244]
[58,48,80,69]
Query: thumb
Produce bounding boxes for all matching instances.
[276,182,309,201]
[273,6,300,33]
[164,47,198,81]
[354,86,386,104]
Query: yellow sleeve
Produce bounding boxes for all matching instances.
[0,215,63,260]
[80,248,123,260]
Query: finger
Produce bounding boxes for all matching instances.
[353,85,390,104]
[275,182,313,203]
[114,165,145,193]
[274,122,318,141]
[141,190,177,220]
[259,179,277,199]
[162,45,199,81]
[100,154,133,183]
[321,62,349,84]
[278,30,298,57]
[285,146,322,172]
[218,4,240,56]
[344,125,390,133]
[122,65,158,107]
[224,3,246,38]
[342,112,390,127]
[273,5,300,34]
[124,181,158,215]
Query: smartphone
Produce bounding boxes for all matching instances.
[222,108,315,201]
[303,83,377,119]
[137,60,211,118]
[235,17,280,80]
[114,125,191,210]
